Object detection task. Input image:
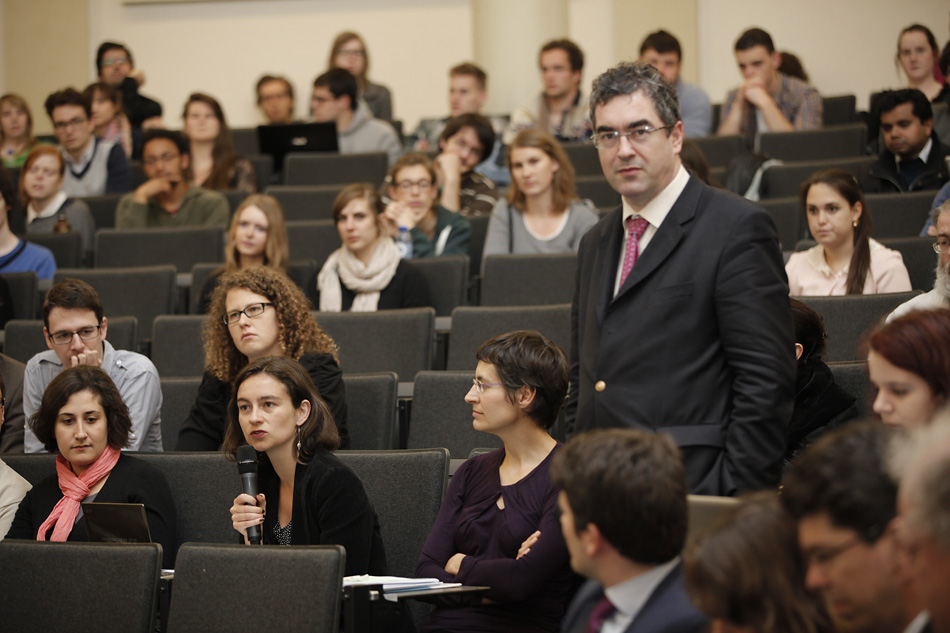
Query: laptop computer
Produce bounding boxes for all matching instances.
[82,502,152,545]
[257,122,339,172]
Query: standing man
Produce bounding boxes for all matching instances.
[717,28,822,149]
[96,41,163,129]
[256,75,296,125]
[553,429,708,633]
[639,30,712,138]
[567,61,793,495]
[504,39,592,145]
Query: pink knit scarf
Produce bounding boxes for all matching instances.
[36,446,121,542]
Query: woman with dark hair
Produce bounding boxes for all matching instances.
[196,194,290,313]
[416,330,577,633]
[227,357,386,574]
[896,24,949,105]
[327,31,393,120]
[786,299,858,462]
[867,307,950,428]
[482,129,597,263]
[7,366,176,566]
[0,94,41,168]
[317,183,429,312]
[83,82,133,158]
[177,266,348,450]
[182,92,256,194]
[786,169,911,295]
[684,492,833,633]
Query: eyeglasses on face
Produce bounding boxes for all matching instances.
[471,378,503,394]
[591,125,675,150]
[53,117,88,132]
[102,57,129,66]
[395,179,433,192]
[933,238,950,254]
[224,302,274,326]
[49,325,101,345]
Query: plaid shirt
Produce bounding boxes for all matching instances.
[720,73,822,149]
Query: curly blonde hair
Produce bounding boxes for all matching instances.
[203,267,339,383]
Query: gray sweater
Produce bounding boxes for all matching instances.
[482,199,599,269]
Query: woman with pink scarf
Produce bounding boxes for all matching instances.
[7,366,176,567]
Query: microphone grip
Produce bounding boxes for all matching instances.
[240,472,262,545]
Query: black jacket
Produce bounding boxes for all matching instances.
[864,131,950,193]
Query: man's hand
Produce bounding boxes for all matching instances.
[132,178,173,205]
[435,152,463,187]
[69,347,103,368]
[742,79,774,109]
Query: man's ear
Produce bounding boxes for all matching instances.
[43,327,54,351]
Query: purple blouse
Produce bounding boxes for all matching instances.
[415,444,577,633]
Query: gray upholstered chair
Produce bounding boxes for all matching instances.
[264,184,345,221]
[758,196,804,249]
[446,304,571,370]
[0,271,37,320]
[342,372,398,450]
[151,315,206,378]
[284,151,388,187]
[759,124,867,162]
[480,254,577,306]
[408,371,503,458]
[409,255,469,316]
[828,360,873,418]
[159,377,202,450]
[95,226,225,271]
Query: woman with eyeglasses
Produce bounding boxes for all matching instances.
[177,266,348,450]
[317,183,429,312]
[416,330,577,633]
[327,31,393,121]
[482,129,597,265]
[785,169,911,295]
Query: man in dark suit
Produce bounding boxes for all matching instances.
[552,429,708,633]
[566,61,794,495]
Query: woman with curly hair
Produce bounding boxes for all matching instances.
[177,266,347,450]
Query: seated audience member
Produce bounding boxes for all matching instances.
[552,429,708,633]
[383,153,470,257]
[434,114,499,217]
[892,200,950,319]
[718,27,822,149]
[196,194,289,314]
[921,181,949,234]
[416,330,576,632]
[256,75,296,125]
[20,146,96,256]
[8,366,176,566]
[504,39,592,145]
[183,92,256,194]
[889,414,950,633]
[782,422,920,633]
[685,492,834,633]
[310,68,401,166]
[867,308,950,428]
[83,82,133,158]
[23,278,162,452]
[45,88,131,197]
[95,41,162,129]
[316,183,429,312]
[896,24,949,106]
[0,353,26,453]
[228,357,386,573]
[639,30,712,138]
[778,50,810,82]
[327,31,393,121]
[483,129,596,262]
[0,93,42,168]
[0,372,31,538]
[679,139,721,188]
[178,267,348,451]
[0,166,55,280]
[115,129,229,229]
[787,299,858,462]
[864,89,950,194]
[786,169,911,295]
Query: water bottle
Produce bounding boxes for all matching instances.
[396,226,413,259]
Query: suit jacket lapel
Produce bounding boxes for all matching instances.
[595,208,625,324]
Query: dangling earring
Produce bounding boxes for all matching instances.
[296,426,302,451]
[852,219,859,228]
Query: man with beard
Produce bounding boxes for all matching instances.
[888,199,950,320]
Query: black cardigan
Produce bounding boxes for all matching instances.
[317,259,431,311]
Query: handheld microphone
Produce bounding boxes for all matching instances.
[236,445,262,545]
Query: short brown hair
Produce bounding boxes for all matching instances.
[42,278,104,331]
[387,152,437,189]
[331,182,385,224]
[540,39,584,72]
[256,75,294,103]
[450,62,487,90]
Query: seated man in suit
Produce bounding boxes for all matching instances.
[551,429,708,633]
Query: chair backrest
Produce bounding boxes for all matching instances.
[79,193,125,230]
[284,151,388,187]
[0,271,37,320]
[409,255,469,316]
[27,232,84,268]
[230,127,260,156]
[575,175,621,208]
[336,449,449,578]
[408,371,503,457]
[314,307,435,381]
[757,196,803,250]
[222,189,248,215]
[467,215,490,282]
[879,236,939,292]
[54,265,177,339]
[151,315,206,378]
[245,153,274,193]
[561,142,602,176]
[342,372,398,450]
[447,304,572,370]
[822,95,857,126]
[828,361,873,418]
[760,156,877,199]
[96,226,225,271]
[759,124,867,162]
[2,452,56,485]
[167,543,344,633]
[481,254,576,306]
[190,261,318,314]
[160,377,202,451]
[2,316,137,365]
[0,540,161,633]
[286,219,340,265]
[691,134,745,168]
[867,192,937,239]
[264,184,346,221]
[686,494,740,543]
[795,291,922,362]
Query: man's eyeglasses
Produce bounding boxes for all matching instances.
[49,325,101,345]
[53,117,88,132]
[395,180,433,192]
[471,378,503,394]
[224,302,274,326]
[592,125,675,150]
[933,239,950,254]
[143,153,180,167]
[102,57,129,66]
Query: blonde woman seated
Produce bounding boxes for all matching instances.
[786,169,911,295]
[482,129,597,263]
[317,183,429,312]
[0,93,42,168]
[196,194,289,313]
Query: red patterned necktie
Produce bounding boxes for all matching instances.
[585,595,617,633]
[620,216,649,286]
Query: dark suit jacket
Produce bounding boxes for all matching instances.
[560,564,708,633]
[0,353,26,453]
[566,175,794,495]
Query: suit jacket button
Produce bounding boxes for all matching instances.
[594,380,606,392]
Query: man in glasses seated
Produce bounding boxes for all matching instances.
[22,278,163,452]
[96,41,163,130]
[889,200,950,320]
